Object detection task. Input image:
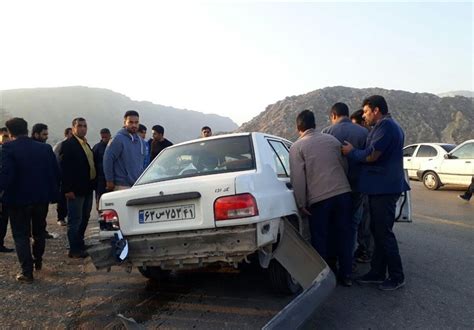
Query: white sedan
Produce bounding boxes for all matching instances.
[416,139,474,190]
[403,143,456,179]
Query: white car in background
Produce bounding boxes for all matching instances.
[403,143,456,179]
[416,139,474,190]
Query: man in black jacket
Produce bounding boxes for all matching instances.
[0,118,59,283]
[60,118,96,258]
[92,128,111,210]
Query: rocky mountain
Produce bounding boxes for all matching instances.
[238,86,474,145]
[0,87,238,144]
[438,90,474,98]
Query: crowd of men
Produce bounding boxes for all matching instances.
[289,95,409,291]
[0,110,212,283]
[0,95,411,292]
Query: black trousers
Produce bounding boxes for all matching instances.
[9,204,49,276]
[368,194,404,282]
[463,176,474,199]
[56,191,68,221]
[0,204,8,247]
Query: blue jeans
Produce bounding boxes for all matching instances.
[368,194,404,282]
[309,192,353,278]
[67,193,93,253]
[352,192,372,256]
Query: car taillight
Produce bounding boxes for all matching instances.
[98,209,120,230]
[214,193,259,221]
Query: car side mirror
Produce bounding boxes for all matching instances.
[444,154,451,159]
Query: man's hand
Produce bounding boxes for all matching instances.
[65,192,76,200]
[299,207,312,216]
[106,181,115,192]
[341,141,354,156]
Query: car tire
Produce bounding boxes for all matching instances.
[423,171,441,190]
[268,260,302,295]
[137,266,171,282]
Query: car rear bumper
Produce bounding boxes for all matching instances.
[88,224,262,270]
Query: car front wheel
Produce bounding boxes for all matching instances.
[423,171,441,190]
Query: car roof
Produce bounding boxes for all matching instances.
[169,132,292,149]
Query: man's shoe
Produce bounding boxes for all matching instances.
[379,278,405,291]
[0,246,14,253]
[68,251,89,259]
[458,194,471,202]
[57,219,67,226]
[34,260,42,271]
[356,272,386,284]
[339,277,353,287]
[16,273,33,283]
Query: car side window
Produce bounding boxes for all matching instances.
[416,145,437,157]
[268,140,290,177]
[451,143,474,159]
[403,146,417,157]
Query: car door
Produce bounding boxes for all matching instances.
[412,145,438,177]
[403,145,419,177]
[439,142,474,185]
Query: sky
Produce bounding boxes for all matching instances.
[0,1,472,125]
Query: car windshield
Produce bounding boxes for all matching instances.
[440,144,456,152]
[136,135,255,185]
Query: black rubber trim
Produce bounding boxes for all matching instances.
[126,192,201,206]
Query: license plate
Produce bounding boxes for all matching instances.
[138,204,195,224]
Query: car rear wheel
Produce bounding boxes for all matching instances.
[268,260,302,295]
[137,266,171,282]
[423,171,441,190]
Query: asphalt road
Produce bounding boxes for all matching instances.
[75,180,473,329]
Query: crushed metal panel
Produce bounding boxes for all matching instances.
[273,219,329,289]
[264,219,336,329]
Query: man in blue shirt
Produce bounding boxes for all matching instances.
[104,111,145,191]
[342,95,410,291]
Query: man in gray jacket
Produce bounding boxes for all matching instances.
[103,110,145,191]
[289,109,353,286]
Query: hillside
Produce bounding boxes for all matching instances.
[0,87,238,144]
[238,86,474,145]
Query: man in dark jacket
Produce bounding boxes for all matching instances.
[0,118,59,283]
[92,128,111,209]
[148,124,173,162]
[342,95,410,291]
[53,127,73,226]
[60,117,96,258]
[0,129,14,253]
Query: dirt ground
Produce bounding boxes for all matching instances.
[0,206,103,329]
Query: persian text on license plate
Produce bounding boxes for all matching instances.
[139,205,195,224]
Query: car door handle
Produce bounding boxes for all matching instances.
[466,161,471,164]
[406,159,411,161]
[286,182,293,190]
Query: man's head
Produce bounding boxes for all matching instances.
[31,123,49,143]
[124,110,140,134]
[296,109,316,134]
[329,102,349,124]
[100,128,111,144]
[72,117,88,138]
[350,109,365,127]
[64,127,73,138]
[152,125,164,141]
[362,95,388,126]
[5,118,28,139]
[138,124,147,140]
[201,126,212,138]
[0,127,10,144]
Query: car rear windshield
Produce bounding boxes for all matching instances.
[136,135,255,185]
[441,144,456,152]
